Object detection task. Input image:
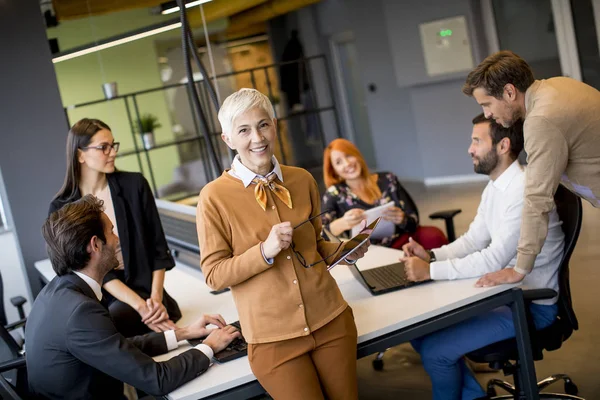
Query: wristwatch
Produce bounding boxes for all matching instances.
[427,250,436,262]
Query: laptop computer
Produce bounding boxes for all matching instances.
[325,229,431,295]
[188,321,248,363]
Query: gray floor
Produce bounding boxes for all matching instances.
[354,181,600,399]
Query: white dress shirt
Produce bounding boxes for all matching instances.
[429,161,564,305]
[73,271,214,358]
[228,154,284,187]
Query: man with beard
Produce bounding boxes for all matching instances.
[26,195,241,399]
[400,115,565,400]
[462,50,600,287]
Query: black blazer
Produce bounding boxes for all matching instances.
[25,273,209,399]
[49,172,176,295]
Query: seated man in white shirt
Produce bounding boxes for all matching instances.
[401,114,564,400]
[26,194,241,400]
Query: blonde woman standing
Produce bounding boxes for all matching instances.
[196,88,369,399]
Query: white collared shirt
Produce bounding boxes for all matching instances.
[74,271,103,301]
[430,161,564,305]
[228,155,284,187]
[72,271,214,358]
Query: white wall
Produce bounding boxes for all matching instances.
[297,0,488,182]
[0,168,33,323]
[0,231,32,324]
[0,0,68,296]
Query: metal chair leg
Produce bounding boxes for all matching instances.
[490,394,585,400]
[537,374,578,395]
[487,378,516,395]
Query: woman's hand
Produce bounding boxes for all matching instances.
[342,209,366,230]
[262,222,293,259]
[141,297,169,325]
[383,206,406,225]
[147,319,177,333]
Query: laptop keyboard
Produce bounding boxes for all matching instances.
[363,264,410,288]
[187,320,248,363]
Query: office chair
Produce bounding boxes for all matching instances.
[0,373,23,400]
[0,271,28,349]
[399,181,462,242]
[428,209,462,242]
[466,185,583,399]
[0,323,27,399]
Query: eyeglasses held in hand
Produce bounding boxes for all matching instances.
[290,209,341,268]
[291,241,343,269]
[293,209,331,230]
[80,142,120,155]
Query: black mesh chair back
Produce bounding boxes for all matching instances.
[466,185,584,398]
[553,184,582,333]
[0,272,7,328]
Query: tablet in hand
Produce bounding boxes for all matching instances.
[327,218,380,271]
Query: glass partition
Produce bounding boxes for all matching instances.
[63,56,341,202]
[0,168,9,231]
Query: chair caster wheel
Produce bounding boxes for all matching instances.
[372,359,384,371]
[565,381,578,396]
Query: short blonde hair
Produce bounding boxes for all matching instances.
[218,88,275,137]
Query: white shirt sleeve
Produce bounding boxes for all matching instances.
[430,194,523,280]
[194,344,214,360]
[164,330,179,351]
[164,330,215,360]
[432,188,491,263]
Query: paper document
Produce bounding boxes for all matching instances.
[351,201,395,240]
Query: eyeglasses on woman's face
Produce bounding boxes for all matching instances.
[80,142,120,155]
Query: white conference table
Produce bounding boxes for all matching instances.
[34,246,540,400]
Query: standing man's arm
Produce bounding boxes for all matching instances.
[477,117,568,286]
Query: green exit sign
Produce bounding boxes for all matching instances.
[439,29,453,37]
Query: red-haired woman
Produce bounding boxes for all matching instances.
[322,138,448,250]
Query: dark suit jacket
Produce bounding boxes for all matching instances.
[25,273,209,399]
[49,171,180,318]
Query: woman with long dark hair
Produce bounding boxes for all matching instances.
[50,118,181,337]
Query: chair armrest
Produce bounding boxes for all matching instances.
[0,357,25,373]
[9,297,27,321]
[9,297,26,309]
[429,209,462,220]
[429,209,462,242]
[5,318,26,332]
[523,289,558,301]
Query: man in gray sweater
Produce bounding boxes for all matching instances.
[462,50,600,286]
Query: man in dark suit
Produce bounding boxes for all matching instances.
[26,195,241,399]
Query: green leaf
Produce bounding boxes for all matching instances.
[135,113,162,134]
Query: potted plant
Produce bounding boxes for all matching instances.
[136,113,162,150]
